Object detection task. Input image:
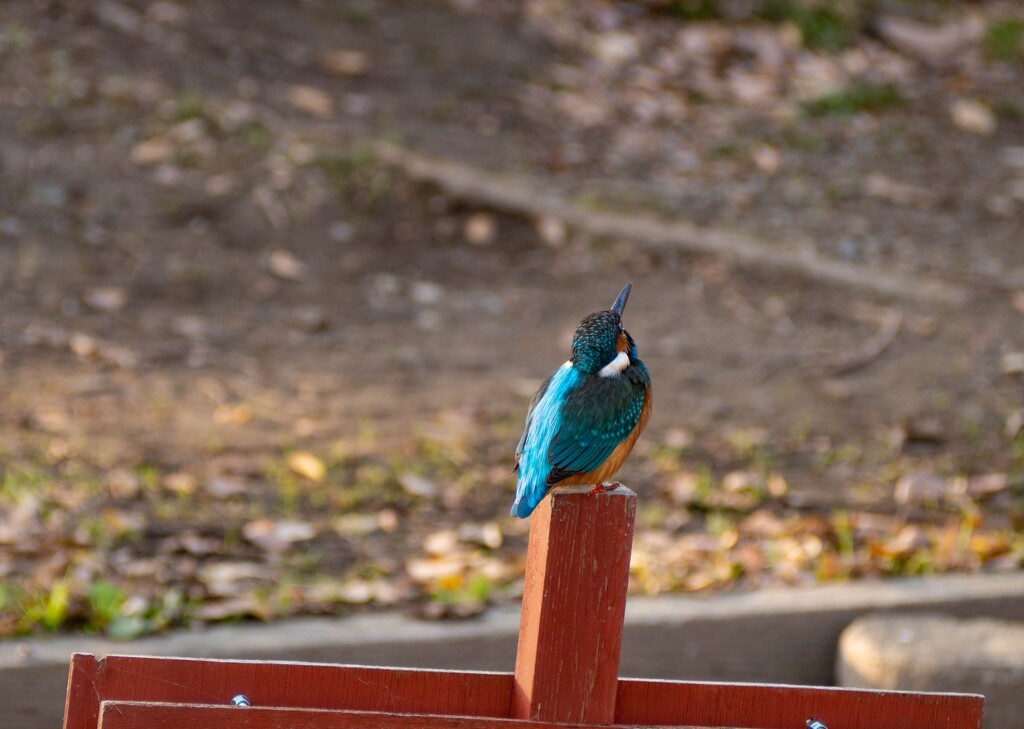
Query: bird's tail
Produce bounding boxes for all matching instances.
[509,495,535,518]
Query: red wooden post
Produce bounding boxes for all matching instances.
[512,485,637,724]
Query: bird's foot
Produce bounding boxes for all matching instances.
[588,482,622,496]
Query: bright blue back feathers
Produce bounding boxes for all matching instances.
[510,363,582,518]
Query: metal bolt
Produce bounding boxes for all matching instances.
[231,694,251,707]
[806,720,828,729]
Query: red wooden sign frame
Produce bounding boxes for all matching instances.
[63,487,984,729]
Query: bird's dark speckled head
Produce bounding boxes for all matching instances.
[570,283,634,374]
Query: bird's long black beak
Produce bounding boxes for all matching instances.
[611,282,632,316]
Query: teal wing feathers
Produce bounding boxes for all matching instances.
[515,374,552,465]
[545,373,647,485]
[510,364,583,517]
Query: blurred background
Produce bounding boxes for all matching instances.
[1,0,1023,639]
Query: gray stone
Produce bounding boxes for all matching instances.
[838,613,1024,729]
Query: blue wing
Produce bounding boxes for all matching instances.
[510,363,582,518]
[545,374,646,484]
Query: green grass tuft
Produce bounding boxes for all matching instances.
[807,82,903,117]
[762,1,854,52]
[986,19,1023,62]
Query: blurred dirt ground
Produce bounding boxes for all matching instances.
[1,0,1023,636]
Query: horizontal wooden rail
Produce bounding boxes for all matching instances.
[616,678,983,729]
[65,654,513,729]
[65,653,983,729]
[98,701,705,729]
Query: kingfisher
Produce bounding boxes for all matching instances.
[510,283,652,518]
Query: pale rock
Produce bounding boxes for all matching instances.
[329,221,354,242]
[171,118,207,143]
[205,476,249,499]
[96,0,141,33]
[82,286,128,312]
[985,194,1016,218]
[106,469,142,500]
[163,472,197,495]
[838,614,1024,729]
[153,165,182,186]
[130,137,173,166]
[291,305,328,332]
[951,98,996,136]
[204,174,235,196]
[863,172,939,207]
[752,144,780,175]
[410,281,444,305]
[406,556,465,582]
[458,522,503,549]
[399,471,438,498]
[591,31,639,66]
[268,249,307,281]
[536,215,567,247]
[464,212,496,245]
[147,1,188,26]
[243,519,316,552]
[319,49,369,76]
[729,71,777,106]
[286,85,334,118]
[423,529,460,557]
[1000,351,1024,375]
[332,513,380,537]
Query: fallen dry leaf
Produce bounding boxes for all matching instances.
[268,249,307,281]
[287,451,326,482]
[130,137,174,165]
[864,172,939,207]
[162,472,197,496]
[193,596,273,622]
[398,471,437,497]
[286,84,335,118]
[536,215,567,247]
[951,99,996,136]
[406,555,468,583]
[894,471,951,506]
[875,15,983,67]
[966,473,1009,499]
[200,561,275,597]
[82,286,128,312]
[423,529,460,557]
[1000,351,1024,376]
[464,212,497,245]
[319,49,369,76]
[243,518,316,551]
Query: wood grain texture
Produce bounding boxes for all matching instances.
[64,654,513,729]
[512,486,637,724]
[98,701,714,729]
[615,678,984,729]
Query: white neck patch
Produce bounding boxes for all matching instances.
[598,350,629,378]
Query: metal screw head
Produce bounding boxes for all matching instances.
[231,694,251,707]
[806,720,828,729]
